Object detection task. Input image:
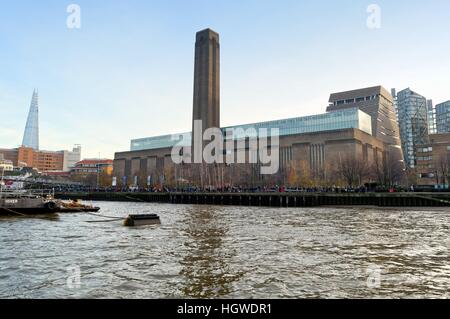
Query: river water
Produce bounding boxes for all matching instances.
[0,202,449,299]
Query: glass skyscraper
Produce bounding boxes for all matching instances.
[427,100,436,134]
[435,101,450,133]
[395,88,429,168]
[22,89,39,150]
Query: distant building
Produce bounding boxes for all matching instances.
[391,88,399,119]
[0,160,14,172]
[71,159,113,175]
[62,145,82,172]
[0,145,82,172]
[427,100,436,134]
[22,90,40,150]
[416,133,450,188]
[0,148,18,168]
[435,101,450,133]
[18,147,64,171]
[0,154,14,172]
[394,88,429,168]
[71,159,113,187]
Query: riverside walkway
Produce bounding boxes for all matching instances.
[55,192,450,208]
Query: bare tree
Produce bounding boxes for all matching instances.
[372,152,405,187]
[337,154,369,187]
[435,154,449,187]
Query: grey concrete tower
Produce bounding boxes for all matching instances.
[192,28,220,158]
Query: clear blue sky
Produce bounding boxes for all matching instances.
[1,0,449,158]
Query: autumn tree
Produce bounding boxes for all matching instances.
[287,161,298,186]
[163,165,175,188]
[435,153,449,187]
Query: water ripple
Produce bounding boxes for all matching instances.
[0,203,449,298]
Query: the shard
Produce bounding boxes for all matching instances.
[22,89,39,150]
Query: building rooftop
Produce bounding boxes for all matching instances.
[196,28,219,39]
[76,159,113,165]
[0,159,13,165]
[329,86,393,104]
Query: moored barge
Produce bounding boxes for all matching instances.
[0,191,100,216]
[0,190,61,215]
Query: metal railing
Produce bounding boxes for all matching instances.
[0,188,55,199]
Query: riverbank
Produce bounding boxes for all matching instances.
[54,192,450,208]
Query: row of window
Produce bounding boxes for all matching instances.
[73,169,102,173]
[417,156,433,161]
[418,173,435,179]
[334,95,378,106]
[418,147,433,153]
[76,164,112,168]
[131,109,371,151]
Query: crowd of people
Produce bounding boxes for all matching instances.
[46,184,422,194]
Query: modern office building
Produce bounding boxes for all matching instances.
[62,145,82,172]
[394,88,429,168]
[0,145,81,172]
[22,90,40,150]
[113,29,400,188]
[416,133,450,188]
[327,86,404,164]
[435,101,450,133]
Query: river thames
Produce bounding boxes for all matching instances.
[0,202,449,298]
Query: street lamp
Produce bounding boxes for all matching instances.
[96,153,101,190]
[96,163,101,190]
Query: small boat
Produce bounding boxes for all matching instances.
[59,200,100,213]
[0,190,100,216]
[124,214,161,226]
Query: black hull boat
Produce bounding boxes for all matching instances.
[0,191,100,216]
[0,195,60,216]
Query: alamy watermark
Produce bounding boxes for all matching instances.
[366,264,382,289]
[67,265,81,289]
[67,4,81,29]
[171,120,280,175]
[367,4,381,29]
